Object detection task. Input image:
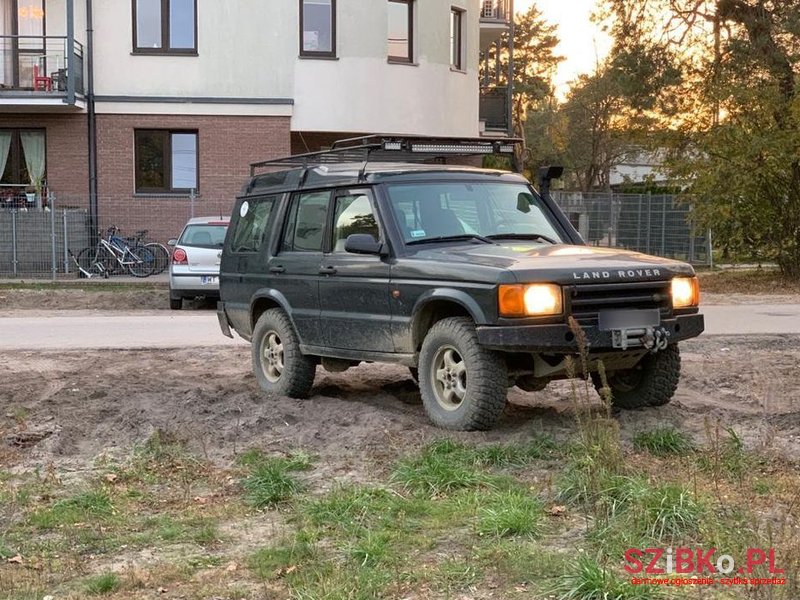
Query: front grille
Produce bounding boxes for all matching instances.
[569,280,672,324]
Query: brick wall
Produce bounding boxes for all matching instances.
[0,113,89,206]
[96,114,291,242]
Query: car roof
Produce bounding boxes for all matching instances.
[183,216,231,226]
[242,162,529,196]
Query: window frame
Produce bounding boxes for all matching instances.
[280,189,333,254]
[0,128,47,188]
[132,0,198,55]
[387,0,414,64]
[450,7,464,71]
[229,195,278,254]
[299,0,337,58]
[134,129,199,195]
[329,188,382,253]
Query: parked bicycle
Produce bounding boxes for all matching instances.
[123,229,171,275]
[74,226,156,278]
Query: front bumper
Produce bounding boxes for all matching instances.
[476,314,704,353]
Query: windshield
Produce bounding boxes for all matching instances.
[179,224,228,248]
[385,182,566,244]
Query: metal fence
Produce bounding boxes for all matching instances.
[0,190,712,279]
[552,191,712,266]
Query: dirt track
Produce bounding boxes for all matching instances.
[4,335,800,476]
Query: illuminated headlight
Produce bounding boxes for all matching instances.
[671,276,700,308]
[499,284,563,317]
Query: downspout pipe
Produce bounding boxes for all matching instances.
[86,0,98,243]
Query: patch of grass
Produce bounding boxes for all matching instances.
[476,488,544,538]
[347,530,392,567]
[551,554,658,600]
[84,572,120,595]
[633,427,694,457]
[29,490,114,529]
[473,433,559,466]
[123,429,207,483]
[249,538,317,580]
[391,440,502,497]
[477,538,567,584]
[303,486,404,533]
[240,451,313,508]
[428,558,481,593]
[140,514,219,546]
[698,426,753,479]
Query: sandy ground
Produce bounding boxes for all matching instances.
[3,335,800,478]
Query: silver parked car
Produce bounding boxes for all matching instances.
[169,216,230,310]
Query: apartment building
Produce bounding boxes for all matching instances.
[0,0,513,238]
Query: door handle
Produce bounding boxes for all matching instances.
[319,266,337,275]
[269,266,285,274]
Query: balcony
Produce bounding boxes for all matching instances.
[480,0,511,49]
[480,0,511,23]
[479,86,510,133]
[0,36,85,110]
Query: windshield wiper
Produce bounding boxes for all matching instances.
[486,233,558,245]
[407,234,497,246]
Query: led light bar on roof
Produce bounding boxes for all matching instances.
[410,143,495,154]
[382,141,404,151]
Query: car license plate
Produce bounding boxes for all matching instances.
[597,309,660,331]
[201,276,218,285]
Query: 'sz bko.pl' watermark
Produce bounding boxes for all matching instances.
[625,547,786,587]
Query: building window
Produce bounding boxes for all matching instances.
[388,0,413,63]
[133,0,197,53]
[0,129,46,191]
[300,0,336,57]
[134,130,198,194]
[450,8,464,70]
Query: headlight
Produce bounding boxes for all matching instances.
[671,276,700,308]
[499,284,563,317]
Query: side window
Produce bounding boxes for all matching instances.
[331,193,380,252]
[230,196,276,253]
[281,191,330,252]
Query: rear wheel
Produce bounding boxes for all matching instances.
[252,309,317,398]
[76,246,114,278]
[592,344,681,409]
[418,317,508,431]
[146,243,171,275]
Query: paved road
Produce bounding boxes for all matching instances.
[1,305,799,350]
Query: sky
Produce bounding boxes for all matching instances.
[514,0,612,99]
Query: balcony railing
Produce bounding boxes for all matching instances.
[0,35,84,98]
[480,86,510,132]
[480,0,511,23]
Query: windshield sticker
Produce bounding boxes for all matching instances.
[239,201,249,218]
[410,230,426,238]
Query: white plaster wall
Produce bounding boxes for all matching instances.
[292,0,480,136]
[92,0,295,99]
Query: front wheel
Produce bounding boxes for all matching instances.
[251,309,317,399]
[127,246,156,277]
[592,344,681,409]
[418,317,508,431]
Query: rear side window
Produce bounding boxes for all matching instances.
[179,223,228,248]
[230,196,277,253]
[281,191,330,252]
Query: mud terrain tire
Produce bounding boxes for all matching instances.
[252,309,316,399]
[593,344,681,409]
[419,317,508,430]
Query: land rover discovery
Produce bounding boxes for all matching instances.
[217,137,704,431]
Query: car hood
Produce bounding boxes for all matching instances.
[408,242,696,284]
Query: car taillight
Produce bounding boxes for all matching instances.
[173,248,188,265]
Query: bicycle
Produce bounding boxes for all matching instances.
[123,229,170,275]
[75,226,156,278]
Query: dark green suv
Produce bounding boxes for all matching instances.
[218,137,704,431]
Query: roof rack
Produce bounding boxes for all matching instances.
[249,134,522,177]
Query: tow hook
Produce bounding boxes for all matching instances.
[642,326,670,353]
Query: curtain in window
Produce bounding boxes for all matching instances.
[20,131,45,188]
[0,132,11,179]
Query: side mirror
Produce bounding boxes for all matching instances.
[344,234,384,256]
[167,239,177,246]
